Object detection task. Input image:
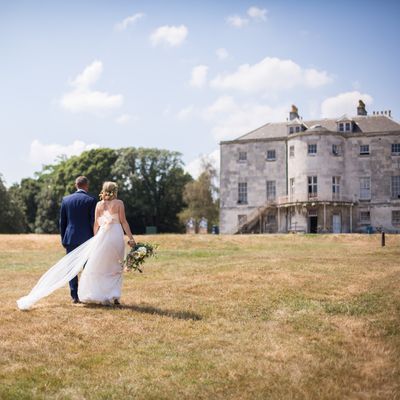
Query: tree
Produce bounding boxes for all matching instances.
[112,148,192,233]
[9,178,41,232]
[0,175,26,233]
[179,159,219,231]
[1,147,192,234]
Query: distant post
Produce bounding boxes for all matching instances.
[198,217,208,234]
[381,231,385,247]
[186,218,196,234]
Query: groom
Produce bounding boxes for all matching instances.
[60,176,97,303]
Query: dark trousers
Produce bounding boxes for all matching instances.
[66,244,79,300]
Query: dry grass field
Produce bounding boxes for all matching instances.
[0,233,399,400]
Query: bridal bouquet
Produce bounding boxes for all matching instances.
[122,242,157,273]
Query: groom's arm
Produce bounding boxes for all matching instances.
[59,200,67,243]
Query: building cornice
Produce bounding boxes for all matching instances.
[220,129,400,145]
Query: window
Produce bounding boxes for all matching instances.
[289,145,295,158]
[308,144,317,155]
[266,150,276,161]
[289,127,294,134]
[359,145,370,155]
[359,177,371,200]
[392,143,400,155]
[332,144,341,156]
[332,176,340,199]
[392,210,400,225]
[295,126,301,133]
[290,178,295,201]
[238,182,247,204]
[359,211,371,224]
[391,176,400,198]
[238,151,247,162]
[308,176,317,199]
[266,180,276,201]
[266,213,276,224]
[238,214,247,226]
[338,122,352,132]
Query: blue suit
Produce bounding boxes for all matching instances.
[60,189,97,300]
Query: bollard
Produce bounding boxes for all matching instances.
[381,231,385,247]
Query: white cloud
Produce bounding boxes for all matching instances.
[210,57,332,93]
[115,113,138,124]
[216,48,229,60]
[150,25,188,47]
[185,149,220,179]
[115,13,145,31]
[211,103,287,141]
[189,65,208,88]
[176,105,194,120]
[321,91,373,118]
[29,140,100,165]
[226,15,249,28]
[60,60,123,114]
[247,6,267,21]
[203,96,288,140]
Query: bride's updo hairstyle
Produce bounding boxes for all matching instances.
[100,181,118,201]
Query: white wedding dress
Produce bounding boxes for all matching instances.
[17,209,125,310]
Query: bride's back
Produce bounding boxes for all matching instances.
[97,199,123,222]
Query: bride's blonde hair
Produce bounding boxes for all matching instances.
[100,181,118,201]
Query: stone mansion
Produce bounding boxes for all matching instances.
[219,101,400,234]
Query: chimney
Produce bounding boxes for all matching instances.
[289,104,299,120]
[357,99,367,116]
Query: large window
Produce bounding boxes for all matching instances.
[266,150,276,161]
[359,177,371,200]
[359,210,371,224]
[290,178,295,201]
[332,144,342,156]
[289,145,295,158]
[308,176,317,199]
[392,143,400,155]
[391,176,400,198]
[238,151,247,162]
[308,144,317,155]
[392,211,400,225]
[332,176,340,199]
[238,182,247,204]
[266,180,276,201]
[359,144,370,155]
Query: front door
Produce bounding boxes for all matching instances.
[309,216,318,233]
[332,214,341,233]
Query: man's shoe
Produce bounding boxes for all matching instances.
[72,298,81,304]
[114,299,120,306]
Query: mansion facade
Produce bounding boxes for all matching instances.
[219,101,400,234]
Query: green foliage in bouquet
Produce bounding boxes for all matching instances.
[122,242,158,273]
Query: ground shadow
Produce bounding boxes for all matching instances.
[82,302,202,321]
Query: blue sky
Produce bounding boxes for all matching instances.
[1,0,399,185]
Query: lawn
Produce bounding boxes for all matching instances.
[0,234,399,400]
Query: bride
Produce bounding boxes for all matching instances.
[17,182,136,310]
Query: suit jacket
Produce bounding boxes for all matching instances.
[60,190,97,247]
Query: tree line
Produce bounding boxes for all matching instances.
[0,147,219,234]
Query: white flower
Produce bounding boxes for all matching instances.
[138,247,147,256]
